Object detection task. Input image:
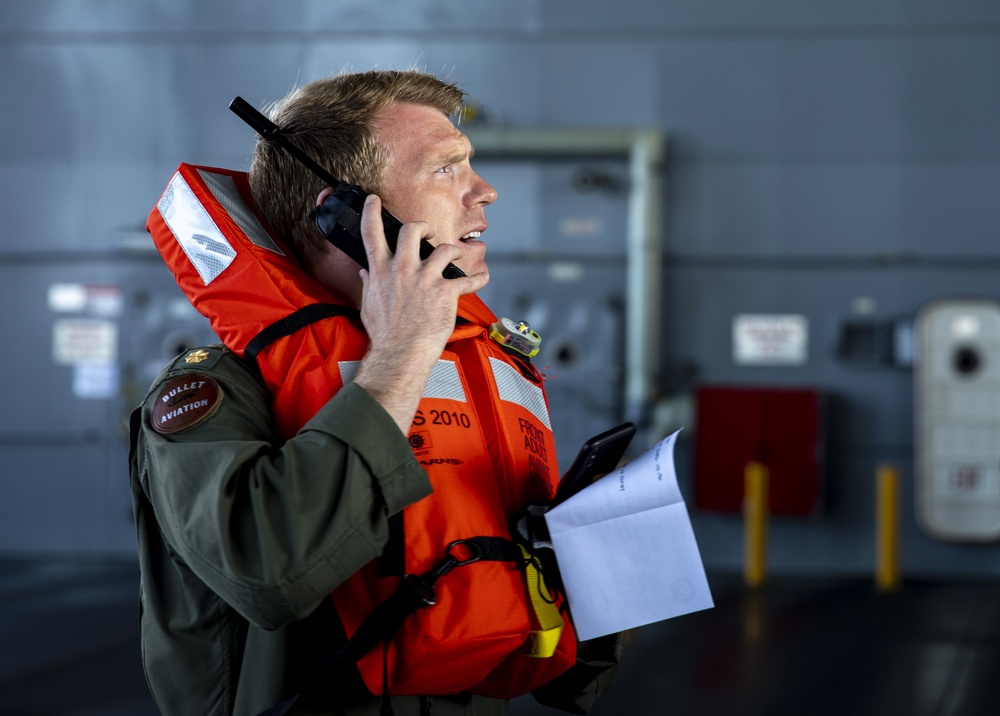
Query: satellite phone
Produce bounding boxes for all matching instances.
[550,422,636,508]
[229,96,464,279]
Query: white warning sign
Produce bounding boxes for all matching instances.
[53,319,118,365]
[733,314,808,366]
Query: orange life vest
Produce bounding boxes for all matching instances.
[146,164,577,697]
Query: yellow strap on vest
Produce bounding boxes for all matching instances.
[517,544,564,658]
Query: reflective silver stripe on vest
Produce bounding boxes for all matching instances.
[158,172,236,285]
[424,360,467,401]
[196,169,285,256]
[489,357,551,430]
[339,359,468,403]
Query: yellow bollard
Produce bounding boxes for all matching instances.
[875,464,902,592]
[743,461,769,589]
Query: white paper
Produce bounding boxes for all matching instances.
[544,430,713,640]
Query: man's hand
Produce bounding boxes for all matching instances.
[352,194,489,435]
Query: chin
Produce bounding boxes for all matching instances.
[460,255,489,277]
[458,243,488,276]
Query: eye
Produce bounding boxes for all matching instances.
[435,165,453,174]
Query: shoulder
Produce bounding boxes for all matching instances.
[142,345,268,436]
[156,344,240,374]
[151,344,264,388]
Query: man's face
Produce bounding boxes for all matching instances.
[372,102,497,276]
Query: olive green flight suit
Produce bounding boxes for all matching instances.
[129,345,621,715]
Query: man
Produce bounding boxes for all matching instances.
[130,69,621,715]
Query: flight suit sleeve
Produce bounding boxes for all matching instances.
[132,347,431,631]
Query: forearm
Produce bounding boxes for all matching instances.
[352,345,438,436]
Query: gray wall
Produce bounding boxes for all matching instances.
[2,1,1000,577]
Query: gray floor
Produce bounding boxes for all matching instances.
[1,559,999,715]
[0,559,155,716]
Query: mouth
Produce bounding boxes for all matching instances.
[460,231,483,243]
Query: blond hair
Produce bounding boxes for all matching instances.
[248,70,465,265]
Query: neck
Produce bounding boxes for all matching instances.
[310,250,363,308]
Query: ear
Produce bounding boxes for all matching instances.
[316,186,335,207]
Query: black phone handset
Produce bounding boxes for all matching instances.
[229,96,464,279]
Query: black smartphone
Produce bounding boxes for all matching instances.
[551,422,636,508]
[229,96,464,279]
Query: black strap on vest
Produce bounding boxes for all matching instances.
[244,303,361,365]
[348,536,521,660]
[258,536,523,716]
[378,512,406,577]
[244,306,539,714]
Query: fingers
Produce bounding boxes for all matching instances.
[360,194,437,274]
[359,194,392,268]
[361,195,476,274]
[460,269,491,294]
[359,193,488,294]
[409,238,489,293]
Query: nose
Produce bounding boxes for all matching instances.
[471,171,497,207]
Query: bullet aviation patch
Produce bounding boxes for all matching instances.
[151,373,222,434]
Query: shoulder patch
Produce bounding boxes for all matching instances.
[151,373,223,434]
